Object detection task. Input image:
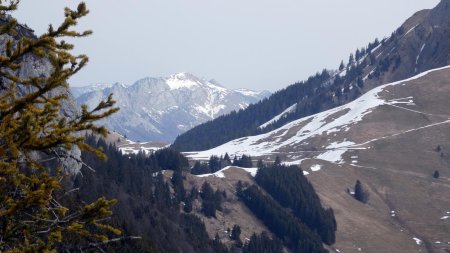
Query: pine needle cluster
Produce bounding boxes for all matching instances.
[0,1,121,251]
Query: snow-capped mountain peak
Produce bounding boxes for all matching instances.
[72,73,271,142]
[166,72,202,90]
[234,88,271,98]
[171,72,198,80]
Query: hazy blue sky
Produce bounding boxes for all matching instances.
[14,0,440,91]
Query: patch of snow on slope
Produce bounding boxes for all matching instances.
[187,66,450,161]
[327,141,355,149]
[259,103,297,129]
[235,88,260,97]
[194,104,226,119]
[283,159,309,166]
[415,44,426,72]
[316,149,348,164]
[196,170,226,178]
[206,82,228,93]
[404,25,418,37]
[311,164,322,172]
[369,43,382,54]
[413,238,422,245]
[387,96,415,105]
[119,145,166,155]
[338,69,347,77]
[195,166,258,178]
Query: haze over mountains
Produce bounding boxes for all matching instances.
[81,0,450,252]
[72,73,270,142]
[71,4,450,252]
[6,0,450,252]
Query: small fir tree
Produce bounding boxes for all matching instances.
[274,156,281,165]
[433,170,440,179]
[230,224,241,241]
[339,60,345,71]
[348,53,355,66]
[184,197,193,213]
[257,159,264,169]
[354,180,369,203]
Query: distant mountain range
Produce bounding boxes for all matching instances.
[33,0,450,252]
[71,73,270,142]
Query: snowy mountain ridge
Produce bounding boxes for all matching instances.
[72,72,270,142]
[186,65,450,163]
[71,83,121,98]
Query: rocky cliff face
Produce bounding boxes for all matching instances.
[367,0,450,85]
[73,73,270,142]
[0,17,82,174]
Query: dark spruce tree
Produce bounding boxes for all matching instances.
[274,156,282,165]
[154,147,189,171]
[191,161,210,175]
[200,182,224,218]
[223,153,232,166]
[354,180,369,203]
[201,182,217,218]
[209,155,222,172]
[433,170,440,179]
[184,196,193,213]
[171,170,186,203]
[242,232,283,253]
[339,60,345,71]
[230,225,241,241]
[257,159,264,169]
[233,154,254,168]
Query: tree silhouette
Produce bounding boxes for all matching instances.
[354,180,369,203]
[0,2,121,251]
[433,170,440,179]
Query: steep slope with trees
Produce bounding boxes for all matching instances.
[255,164,337,245]
[186,61,450,252]
[172,0,450,151]
[77,136,231,253]
[237,184,327,253]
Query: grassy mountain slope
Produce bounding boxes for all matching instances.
[172,0,450,152]
[189,66,450,253]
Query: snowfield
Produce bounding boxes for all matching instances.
[187,66,450,166]
[194,166,258,178]
[259,103,298,129]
